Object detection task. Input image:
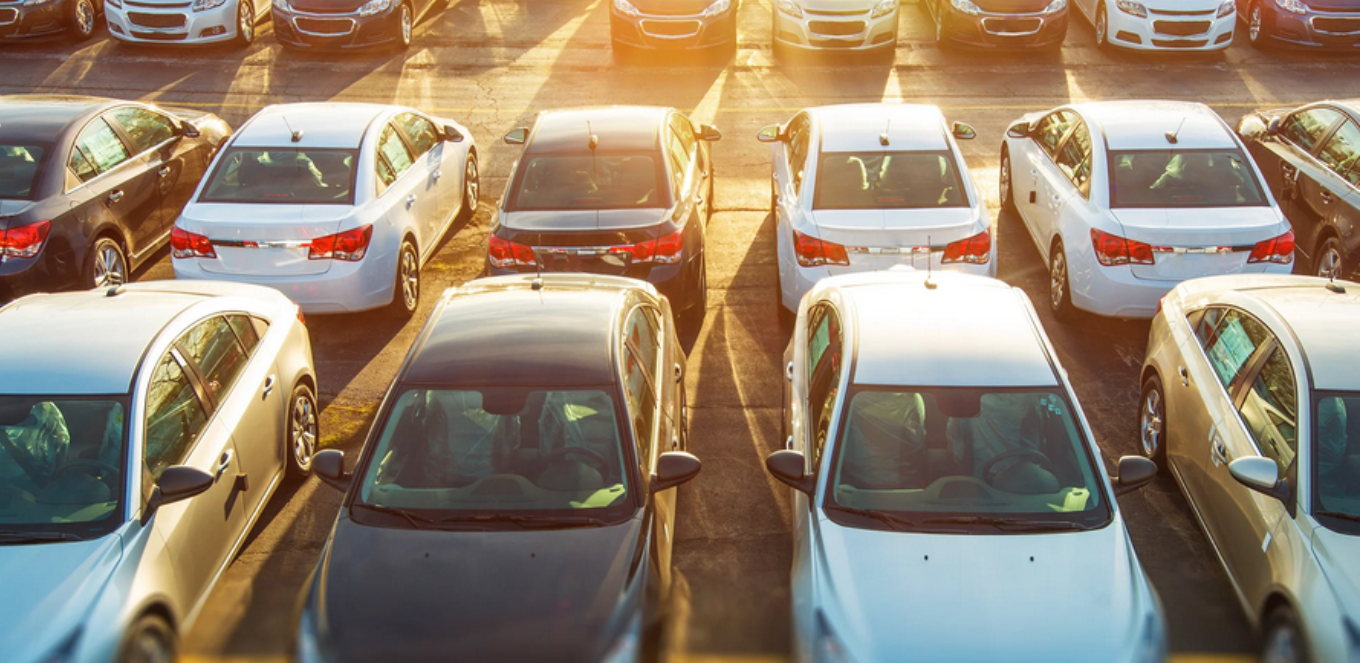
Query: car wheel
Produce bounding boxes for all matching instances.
[1000,148,1016,213]
[1094,3,1110,50]
[459,153,479,223]
[118,613,176,663]
[1248,1,1273,49]
[681,255,708,335]
[69,0,97,41]
[1139,374,1166,466]
[87,237,128,289]
[233,0,255,47]
[390,240,420,318]
[1315,235,1345,280]
[286,384,318,480]
[397,2,413,49]
[1049,240,1076,321]
[1261,606,1309,663]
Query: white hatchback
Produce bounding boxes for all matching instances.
[760,103,993,321]
[1000,100,1294,320]
[765,268,1165,663]
[172,102,478,317]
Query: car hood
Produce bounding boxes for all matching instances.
[814,519,1145,662]
[973,0,1060,13]
[790,0,880,11]
[1312,525,1360,617]
[630,0,723,14]
[1141,0,1222,10]
[314,514,644,662]
[285,0,371,13]
[500,208,670,232]
[0,535,122,662]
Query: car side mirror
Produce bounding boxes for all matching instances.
[1005,121,1030,139]
[503,127,529,145]
[315,449,351,492]
[179,121,201,139]
[140,466,214,524]
[765,449,816,495]
[756,125,783,143]
[1229,456,1292,503]
[698,124,723,142]
[443,125,465,143]
[1265,117,1282,137]
[651,451,702,493]
[1111,455,1157,495]
[951,121,977,140]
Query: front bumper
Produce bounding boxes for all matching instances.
[105,0,240,44]
[773,6,899,50]
[1106,8,1235,50]
[0,0,77,39]
[610,9,736,49]
[778,248,995,313]
[172,253,397,314]
[272,5,401,49]
[1263,7,1360,48]
[940,8,1069,48]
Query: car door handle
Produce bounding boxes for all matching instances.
[1320,190,1333,204]
[786,435,794,450]
[108,190,124,204]
[671,435,680,451]
[215,449,234,479]
[1030,169,1039,176]
[786,361,795,382]
[674,362,683,384]
[1211,440,1230,467]
[406,194,417,208]
[432,169,442,181]
[1178,366,1190,387]
[157,166,171,178]
[263,374,276,398]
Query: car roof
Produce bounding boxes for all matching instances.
[0,95,110,144]
[830,271,1059,388]
[1075,100,1237,151]
[527,107,667,155]
[811,104,949,152]
[231,103,394,149]
[402,275,645,387]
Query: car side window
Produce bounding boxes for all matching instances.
[670,114,698,157]
[376,124,414,193]
[622,308,661,469]
[73,119,131,178]
[805,304,843,470]
[1317,120,1360,187]
[1238,347,1298,472]
[1282,107,1343,153]
[143,352,208,480]
[68,147,99,186]
[227,314,260,354]
[1197,308,1273,392]
[249,315,270,341]
[1054,120,1093,197]
[179,316,250,403]
[109,107,176,154]
[786,113,812,196]
[1035,111,1075,158]
[394,113,440,158]
[666,129,690,200]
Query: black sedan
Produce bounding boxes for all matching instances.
[609,0,739,54]
[1238,100,1360,280]
[0,95,231,302]
[296,272,701,663]
[271,0,440,50]
[922,0,1068,49]
[1238,0,1360,49]
[0,0,101,41]
[488,106,720,333]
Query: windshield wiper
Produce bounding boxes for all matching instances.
[434,513,610,529]
[351,503,437,529]
[823,504,917,531]
[1315,511,1360,524]
[0,530,85,543]
[921,516,1092,532]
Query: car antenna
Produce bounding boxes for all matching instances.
[1326,273,1345,293]
[924,234,937,290]
[1164,116,1186,145]
[281,115,303,143]
[879,119,891,148]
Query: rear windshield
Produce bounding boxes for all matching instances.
[815,151,968,210]
[510,154,666,211]
[200,148,356,205]
[0,146,45,199]
[1109,149,1268,208]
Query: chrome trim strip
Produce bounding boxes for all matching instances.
[981,16,1044,36]
[210,239,310,249]
[639,18,701,39]
[0,8,17,25]
[1310,15,1360,36]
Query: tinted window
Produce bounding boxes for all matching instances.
[68,147,98,186]
[622,308,661,469]
[1055,123,1092,196]
[1314,393,1359,526]
[180,317,249,403]
[201,148,355,204]
[1282,107,1343,153]
[1035,111,1075,158]
[816,151,967,210]
[110,107,176,153]
[394,113,439,157]
[671,115,698,156]
[376,124,414,191]
[1109,149,1267,208]
[786,113,812,195]
[74,119,130,175]
[511,155,663,210]
[1317,120,1360,187]
[1238,348,1297,472]
[144,353,208,480]
[1199,308,1272,390]
[666,133,688,199]
[0,145,45,199]
[227,314,259,354]
[806,305,843,469]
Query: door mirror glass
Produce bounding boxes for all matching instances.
[141,466,214,523]
[765,449,815,495]
[756,125,782,143]
[1266,117,1282,137]
[443,125,465,143]
[652,451,702,493]
[315,449,351,492]
[1006,122,1031,139]
[503,127,529,145]
[951,121,977,141]
[178,121,201,139]
[1112,455,1157,495]
[698,124,723,142]
[1229,456,1287,499]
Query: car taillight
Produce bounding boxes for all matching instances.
[1248,230,1295,265]
[171,225,216,259]
[296,305,306,325]
[617,228,685,265]
[488,234,537,268]
[1091,228,1154,267]
[942,229,992,265]
[0,220,50,263]
[308,225,372,261]
[793,229,849,267]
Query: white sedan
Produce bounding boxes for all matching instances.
[760,103,993,322]
[766,268,1165,663]
[1077,0,1236,50]
[105,0,269,47]
[172,102,478,317]
[1000,100,1294,320]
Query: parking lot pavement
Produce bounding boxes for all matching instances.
[7,0,1360,659]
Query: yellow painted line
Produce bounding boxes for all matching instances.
[180,654,1253,662]
[147,100,1312,114]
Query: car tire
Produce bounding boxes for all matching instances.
[396,2,413,49]
[1248,0,1273,49]
[87,236,128,290]
[389,240,420,318]
[1049,240,1076,322]
[286,383,318,480]
[1000,148,1017,214]
[1139,374,1167,466]
[1094,3,1111,51]
[68,0,97,41]
[233,0,256,48]
[118,613,176,663]
[1315,235,1345,280]
[459,153,479,223]
[681,254,708,336]
[1261,606,1309,663]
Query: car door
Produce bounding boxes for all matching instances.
[671,114,709,224]
[109,106,201,255]
[394,113,457,243]
[141,346,246,611]
[1167,307,1231,505]
[1035,114,1089,255]
[1311,118,1360,275]
[65,118,151,256]
[1260,107,1345,247]
[775,114,813,287]
[1019,111,1077,260]
[375,122,427,255]
[99,112,166,259]
[620,304,670,598]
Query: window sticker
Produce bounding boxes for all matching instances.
[1208,318,1254,384]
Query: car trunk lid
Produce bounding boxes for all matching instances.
[1111,207,1289,282]
[178,203,351,276]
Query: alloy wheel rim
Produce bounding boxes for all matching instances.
[77,0,94,34]
[1262,625,1300,663]
[1317,245,1342,279]
[1250,7,1262,41]
[401,6,412,45]
[1050,251,1067,309]
[240,2,253,41]
[292,394,317,468]
[94,245,126,288]
[1000,156,1011,203]
[465,159,478,207]
[1140,388,1163,457]
[400,249,418,310]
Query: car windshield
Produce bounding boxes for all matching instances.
[1315,392,1360,533]
[510,154,665,210]
[199,148,356,205]
[1109,149,1267,208]
[0,396,127,540]
[825,387,1111,531]
[0,145,45,199]
[354,387,634,524]
[814,151,968,210]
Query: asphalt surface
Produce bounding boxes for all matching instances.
[5,1,1360,660]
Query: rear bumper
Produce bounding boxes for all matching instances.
[610,9,736,49]
[940,8,1068,48]
[272,6,402,49]
[773,8,899,50]
[172,254,397,314]
[0,0,77,39]
[1070,256,1292,319]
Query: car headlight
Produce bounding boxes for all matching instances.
[1116,0,1148,17]
[273,0,291,11]
[1043,0,1067,14]
[356,0,390,16]
[613,0,640,16]
[22,0,57,6]
[700,0,731,17]
[814,612,855,663]
[191,0,227,11]
[600,613,642,663]
[1216,0,1235,16]
[1128,614,1167,663]
[870,0,897,18]
[776,0,804,18]
[950,0,982,15]
[1274,0,1308,13]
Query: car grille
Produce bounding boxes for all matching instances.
[805,8,867,15]
[1153,20,1210,36]
[1148,8,1212,15]
[0,8,17,25]
[809,20,865,36]
[1313,17,1360,33]
[294,17,355,35]
[1151,37,1208,46]
[131,30,187,39]
[125,0,190,7]
[982,17,1043,34]
[639,19,701,37]
[127,12,187,28]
